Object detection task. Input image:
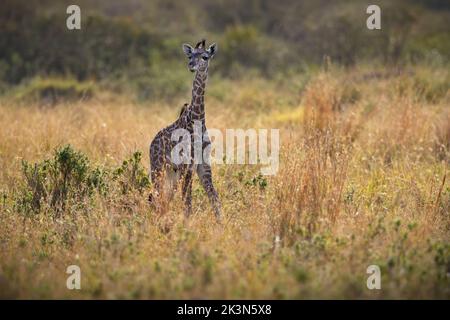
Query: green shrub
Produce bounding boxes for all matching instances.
[16,147,150,216]
[245,173,268,190]
[219,25,293,76]
[133,64,190,101]
[13,77,95,105]
[17,145,107,216]
[412,71,449,103]
[113,151,150,194]
[395,69,449,103]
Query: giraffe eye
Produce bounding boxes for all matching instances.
[202,56,209,61]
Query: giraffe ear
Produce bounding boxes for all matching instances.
[182,44,193,56]
[207,43,217,57]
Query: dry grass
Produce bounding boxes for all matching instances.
[0,66,448,299]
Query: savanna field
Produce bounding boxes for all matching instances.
[0,65,449,299]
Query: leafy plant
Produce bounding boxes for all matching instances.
[113,151,150,194]
[12,77,95,105]
[18,145,107,216]
[245,173,268,190]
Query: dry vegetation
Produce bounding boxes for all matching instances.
[0,65,449,299]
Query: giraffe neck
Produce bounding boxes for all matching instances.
[190,67,208,123]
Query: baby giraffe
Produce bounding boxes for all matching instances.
[149,39,221,222]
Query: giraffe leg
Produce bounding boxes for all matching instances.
[181,169,193,218]
[197,163,221,222]
[149,168,163,209]
[149,163,172,210]
[150,170,177,216]
[149,140,164,208]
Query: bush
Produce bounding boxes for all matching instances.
[412,70,449,103]
[131,61,190,101]
[17,145,107,216]
[13,77,95,105]
[113,151,150,194]
[16,147,150,217]
[219,25,292,77]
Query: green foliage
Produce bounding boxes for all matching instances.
[12,77,95,104]
[17,145,108,216]
[394,68,449,103]
[245,173,268,190]
[132,60,191,101]
[1,0,448,96]
[408,33,450,65]
[0,1,161,84]
[16,147,150,216]
[113,151,150,194]
[220,25,292,76]
[431,241,450,280]
[411,70,449,103]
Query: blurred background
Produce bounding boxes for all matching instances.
[0,0,449,102]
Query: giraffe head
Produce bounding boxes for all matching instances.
[182,39,217,73]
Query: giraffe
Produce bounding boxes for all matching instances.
[149,39,221,221]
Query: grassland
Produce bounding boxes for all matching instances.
[0,65,448,299]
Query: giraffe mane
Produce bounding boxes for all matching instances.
[179,103,189,117]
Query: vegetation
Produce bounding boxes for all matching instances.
[0,64,448,298]
[1,0,449,100]
[0,0,448,299]
[10,78,95,105]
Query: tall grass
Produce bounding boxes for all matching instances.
[0,65,448,299]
